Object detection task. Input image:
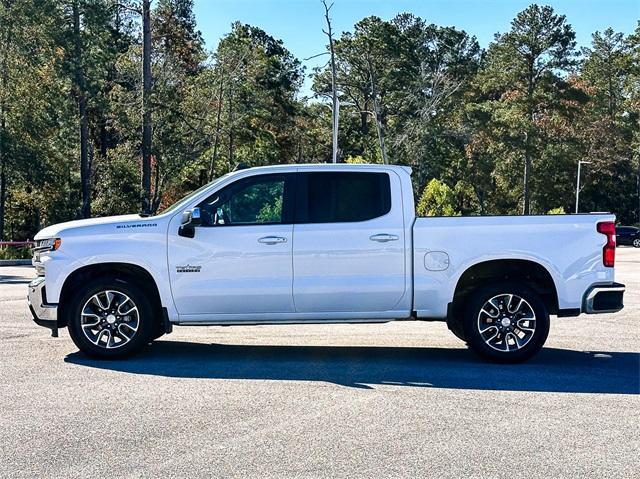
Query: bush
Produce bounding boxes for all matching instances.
[547,207,566,215]
[0,246,32,260]
[417,179,460,217]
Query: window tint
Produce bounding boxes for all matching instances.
[297,172,391,223]
[198,175,288,226]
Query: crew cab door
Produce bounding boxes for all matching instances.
[167,173,295,318]
[292,170,407,313]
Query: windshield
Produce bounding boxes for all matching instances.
[155,173,231,216]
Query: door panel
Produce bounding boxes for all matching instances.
[292,171,406,313]
[168,173,295,317]
[168,224,294,315]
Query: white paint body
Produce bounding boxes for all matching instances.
[34,164,616,325]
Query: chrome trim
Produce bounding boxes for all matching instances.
[584,284,625,314]
[27,277,58,322]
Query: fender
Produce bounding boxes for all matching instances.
[40,226,179,321]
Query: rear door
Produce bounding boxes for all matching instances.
[292,170,406,313]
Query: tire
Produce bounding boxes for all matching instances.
[67,276,155,359]
[463,281,550,363]
[633,238,640,248]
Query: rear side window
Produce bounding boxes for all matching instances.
[296,172,391,223]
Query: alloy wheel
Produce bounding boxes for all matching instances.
[477,293,536,352]
[80,290,140,349]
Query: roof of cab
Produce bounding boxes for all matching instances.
[232,163,413,176]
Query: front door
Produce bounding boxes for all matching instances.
[168,173,295,318]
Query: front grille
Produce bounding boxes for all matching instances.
[33,257,45,276]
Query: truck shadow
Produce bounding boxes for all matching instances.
[65,341,640,394]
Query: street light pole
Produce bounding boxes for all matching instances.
[575,161,591,214]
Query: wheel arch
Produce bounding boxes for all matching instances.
[58,262,163,329]
[448,259,559,339]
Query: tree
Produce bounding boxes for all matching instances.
[576,26,637,223]
[478,4,577,214]
[0,0,14,239]
[0,0,75,239]
[624,23,640,223]
[582,28,629,117]
[1,2,639,240]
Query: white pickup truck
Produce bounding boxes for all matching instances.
[28,164,625,362]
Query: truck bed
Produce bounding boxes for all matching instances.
[411,213,615,318]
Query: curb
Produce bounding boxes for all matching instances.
[0,259,32,266]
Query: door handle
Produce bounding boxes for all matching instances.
[258,236,288,245]
[369,233,399,243]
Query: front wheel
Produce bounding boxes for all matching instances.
[633,238,640,248]
[67,277,155,359]
[464,282,550,363]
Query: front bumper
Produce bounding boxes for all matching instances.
[27,277,59,337]
[583,282,625,314]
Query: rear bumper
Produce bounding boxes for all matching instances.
[27,277,59,336]
[583,282,625,314]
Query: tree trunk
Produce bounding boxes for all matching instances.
[322,0,338,164]
[523,131,532,215]
[366,54,388,165]
[141,0,152,215]
[0,159,5,241]
[359,109,369,155]
[73,0,91,219]
[208,61,225,181]
[151,155,162,213]
[637,150,640,223]
[227,86,234,170]
[523,63,535,215]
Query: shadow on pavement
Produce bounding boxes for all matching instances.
[65,341,640,394]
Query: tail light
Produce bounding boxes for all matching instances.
[597,222,616,267]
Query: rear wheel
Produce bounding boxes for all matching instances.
[67,277,155,359]
[463,282,549,363]
[633,238,640,248]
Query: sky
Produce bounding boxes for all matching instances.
[193,0,640,96]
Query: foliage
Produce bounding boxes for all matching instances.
[0,2,638,240]
[0,246,31,260]
[547,207,566,215]
[416,179,460,217]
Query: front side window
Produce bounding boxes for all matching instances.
[198,174,288,226]
[297,172,391,223]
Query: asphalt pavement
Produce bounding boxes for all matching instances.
[1,249,638,478]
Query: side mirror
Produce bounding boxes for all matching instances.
[178,207,202,238]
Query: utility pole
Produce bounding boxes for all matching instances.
[575,161,591,213]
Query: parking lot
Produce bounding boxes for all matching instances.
[1,248,638,478]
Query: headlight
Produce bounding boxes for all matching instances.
[34,238,62,252]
